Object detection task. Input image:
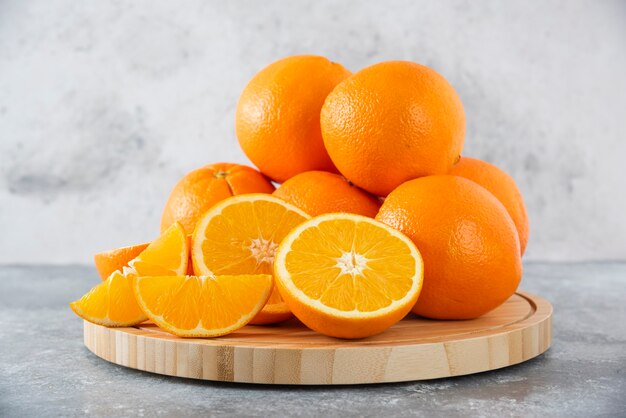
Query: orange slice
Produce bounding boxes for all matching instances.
[134,274,273,337]
[70,222,188,326]
[274,213,424,339]
[127,227,188,278]
[70,270,147,326]
[94,242,150,280]
[192,194,310,324]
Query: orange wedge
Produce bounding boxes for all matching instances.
[94,242,150,280]
[70,270,147,326]
[274,213,424,339]
[127,226,188,278]
[70,222,188,326]
[192,194,310,324]
[134,274,273,337]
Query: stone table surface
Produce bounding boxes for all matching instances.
[0,262,624,417]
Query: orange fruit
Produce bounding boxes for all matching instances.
[126,222,189,278]
[93,242,150,280]
[274,213,424,339]
[160,163,275,234]
[134,274,273,337]
[70,271,147,327]
[192,194,310,324]
[272,171,381,217]
[376,175,522,319]
[235,55,352,183]
[321,60,466,196]
[449,157,529,255]
[70,223,189,326]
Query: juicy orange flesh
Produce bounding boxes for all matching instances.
[199,200,307,275]
[71,223,189,326]
[136,275,272,331]
[265,285,284,305]
[73,271,145,323]
[285,219,416,312]
[132,225,188,275]
[197,200,308,309]
[131,260,178,277]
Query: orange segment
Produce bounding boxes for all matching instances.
[94,242,150,280]
[129,226,188,277]
[134,274,273,337]
[274,213,424,339]
[70,271,147,326]
[192,194,310,324]
[70,223,189,327]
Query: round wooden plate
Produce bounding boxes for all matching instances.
[83,291,552,385]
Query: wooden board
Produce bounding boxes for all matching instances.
[82,291,552,385]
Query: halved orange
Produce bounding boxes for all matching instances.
[192,194,310,324]
[134,274,273,337]
[94,242,150,280]
[70,222,188,326]
[274,213,424,339]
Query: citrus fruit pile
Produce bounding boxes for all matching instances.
[71,55,528,339]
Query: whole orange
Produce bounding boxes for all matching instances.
[272,171,381,217]
[235,55,351,183]
[449,157,529,255]
[375,175,522,319]
[160,163,274,233]
[321,61,465,196]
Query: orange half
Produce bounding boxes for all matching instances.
[192,194,310,324]
[274,213,424,339]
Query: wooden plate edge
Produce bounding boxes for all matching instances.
[82,291,552,384]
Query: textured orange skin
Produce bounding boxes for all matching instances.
[321,61,466,196]
[272,171,381,218]
[449,157,529,255]
[94,242,150,280]
[275,277,420,339]
[235,55,352,183]
[160,163,275,234]
[376,176,522,319]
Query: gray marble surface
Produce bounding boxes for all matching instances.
[0,262,624,417]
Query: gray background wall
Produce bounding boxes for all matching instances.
[1,0,625,264]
